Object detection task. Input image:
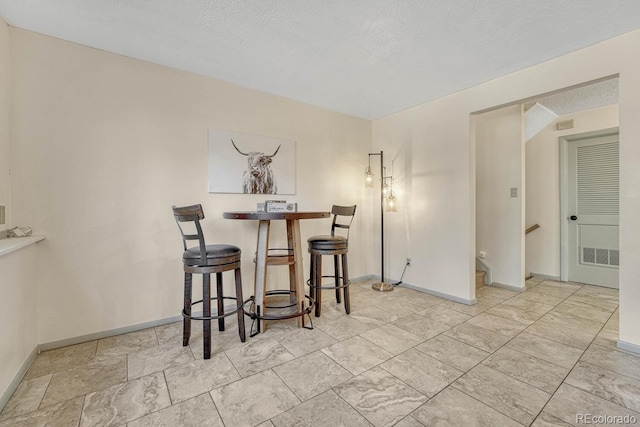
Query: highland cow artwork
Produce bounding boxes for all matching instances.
[208,129,296,194]
[231,139,280,194]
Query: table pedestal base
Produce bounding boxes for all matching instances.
[244,290,315,337]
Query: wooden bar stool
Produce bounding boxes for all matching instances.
[172,204,246,359]
[307,205,357,317]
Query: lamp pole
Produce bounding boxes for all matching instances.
[369,151,394,292]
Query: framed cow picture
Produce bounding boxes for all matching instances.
[208,129,296,194]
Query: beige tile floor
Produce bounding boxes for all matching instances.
[1,277,639,426]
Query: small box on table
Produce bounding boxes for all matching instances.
[257,200,298,212]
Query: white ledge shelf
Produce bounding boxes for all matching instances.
[0,235,46,257]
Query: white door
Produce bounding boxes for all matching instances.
[566,133,619,288]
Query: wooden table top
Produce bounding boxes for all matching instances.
[223,211,330,220]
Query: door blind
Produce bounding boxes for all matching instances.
[577,141,619,215]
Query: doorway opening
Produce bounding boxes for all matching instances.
[475,76,619,291]
[525,78,619,288]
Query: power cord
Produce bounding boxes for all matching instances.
[392,261,410,286]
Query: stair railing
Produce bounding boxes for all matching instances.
[525,224,540,234]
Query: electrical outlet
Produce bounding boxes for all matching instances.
[406,257,411,266]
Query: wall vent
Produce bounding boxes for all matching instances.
[582,247,619,267]
[556,119,574,130]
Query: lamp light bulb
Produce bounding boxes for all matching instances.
[387,192,398,212]
[365,167,374,187]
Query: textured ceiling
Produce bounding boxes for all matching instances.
[0,1,638,119]
[535,78,619,116]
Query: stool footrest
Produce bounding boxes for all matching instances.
[243,292,315,336]
[307,275,351,290]
[252,248,296,266]
[265,255,295,266]
[183,295,243,321]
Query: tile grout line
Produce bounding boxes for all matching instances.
[77,394,86,427]
[444,280,595,425]
[529,287,623,424]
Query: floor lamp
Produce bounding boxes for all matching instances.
[365,151,396,292]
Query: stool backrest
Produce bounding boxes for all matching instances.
[172,204,207,264]
[331,205,357,241]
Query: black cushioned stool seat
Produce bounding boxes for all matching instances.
[307,235,348,251]
[182,244,241,265]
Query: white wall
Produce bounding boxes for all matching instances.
[0,15,9,230]
[0,13,44,411]
[9,28,372,344]
[0,13,38,409]
[0,245,39,408]
[476,105,524,289]
[373,29,640,348]
[525,105,619,278]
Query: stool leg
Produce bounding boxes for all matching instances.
[235,267,246,342]
[309,254,316,303]
[203,273,211,359]
[183,272,192,346]
[217,272,225,332]
[342,253,350,314]
[314,254,323,317]
[334,255,341,303]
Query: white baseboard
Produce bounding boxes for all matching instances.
[351,275,376,283]
[5,303,248,412]
[399,281,476,305]
[353,274,399,284]
[39,315,184,351]
[345,275,478,305]
[488,282,525,292]
[529,272,561,281]
[39,299,253,351]
[1,345,39,412]
[617,340,640,355]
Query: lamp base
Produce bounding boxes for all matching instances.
[371,281,394,292]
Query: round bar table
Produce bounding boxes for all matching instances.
[223,211,330,335]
